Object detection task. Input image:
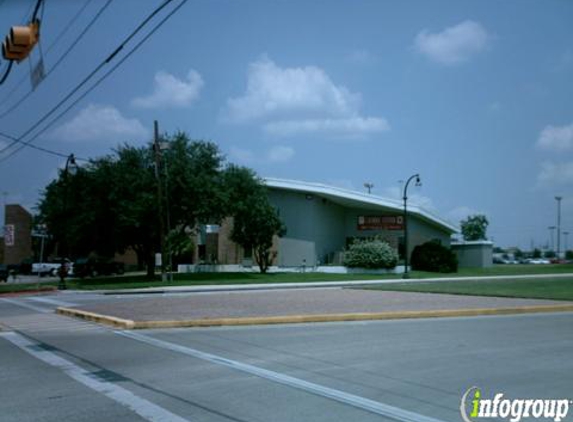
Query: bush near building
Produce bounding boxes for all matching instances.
[344,238,398,269]
[411,240,458,273]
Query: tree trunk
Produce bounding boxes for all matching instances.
[255,247,269,274]
[145,250,156,279]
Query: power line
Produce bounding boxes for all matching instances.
[0,0,188,163]
[0,0,93,103]
[0,129,78,159]
[0,0,109,117]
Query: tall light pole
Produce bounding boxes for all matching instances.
[59,154,77,290]
[154,120,167,282]
[563,231,569,254]
[364,182,374,194]
[555,196,562,259]
[403,173,421,279]
[548,226,556,251]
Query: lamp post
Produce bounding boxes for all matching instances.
[403,173,421,279]
[555,196,562,259]
[548,226,556,252]
[563,231,569,255]
[364,182,374,194]
[58,154,77,290]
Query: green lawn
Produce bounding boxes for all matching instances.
[0,283,56,294]
[63,263,573,290]
[361,277,573,301]
[2,264,573,294]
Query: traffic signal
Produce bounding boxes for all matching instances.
[2,20,40,62]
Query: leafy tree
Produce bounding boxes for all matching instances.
[460,214,489,241]
[38,133,227,278]
[224,165,286,273]
[566,250,573,260]
[532,248,542,259]
[544,250,556,259]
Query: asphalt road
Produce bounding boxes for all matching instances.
[1,293,572,422]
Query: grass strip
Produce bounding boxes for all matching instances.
[361,277,573,301]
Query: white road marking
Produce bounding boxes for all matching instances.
[29,297,77,307]
[1,297,50,313]
[118,330,447,422]
[0,331,191,422]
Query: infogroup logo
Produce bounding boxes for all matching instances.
[460,387,571,422]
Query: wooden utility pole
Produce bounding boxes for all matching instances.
[154,120,167,281]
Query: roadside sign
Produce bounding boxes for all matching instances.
[4,224,15,246]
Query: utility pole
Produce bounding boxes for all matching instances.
[154,120,167,282]
[363,182,374,194]
[555,196,562,259]
[548,226,556,251]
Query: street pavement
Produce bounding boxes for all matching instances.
[1,291,572,421]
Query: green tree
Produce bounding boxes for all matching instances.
[532,248,542,259]
[460,214,489,241]
[224,166,286,273]
[38,133,227,278]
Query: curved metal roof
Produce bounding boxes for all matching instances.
[264,177,458,234]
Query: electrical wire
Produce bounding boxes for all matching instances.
[0,0,108,117]
[0,0,188,164]
[0,0,176,156]
[0,129,77,159]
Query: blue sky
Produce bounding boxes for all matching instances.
[1,0,572,250]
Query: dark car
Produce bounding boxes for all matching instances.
[73,257,125,278]
[0,264,8,282]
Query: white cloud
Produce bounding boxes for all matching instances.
[228,145,295,165]
[415,20,490,65]
[53,104,149,142]
[224,57,389,139]
[132,69,204,109]
[264,117,389,138]
[537,123,573,151]
[537,161,573,186]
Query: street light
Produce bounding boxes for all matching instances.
[403,173,421,279]
[548,226,556,251]
[58,154,77,290]
[555,196,562,259]
[364,182,374,194]
[563,231,569,254]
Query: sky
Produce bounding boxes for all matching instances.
[0,0,572,251]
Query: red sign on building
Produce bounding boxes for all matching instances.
[358,216,404,231]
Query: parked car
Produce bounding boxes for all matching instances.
[32,258,73,277]
[0,264,8,282]
[73,257,124,278]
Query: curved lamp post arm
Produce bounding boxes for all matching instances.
[403,173,421,279]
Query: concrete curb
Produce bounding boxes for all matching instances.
[56,304,573,329]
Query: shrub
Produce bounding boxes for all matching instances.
[344,238,398,269]
[411,240,458,273]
